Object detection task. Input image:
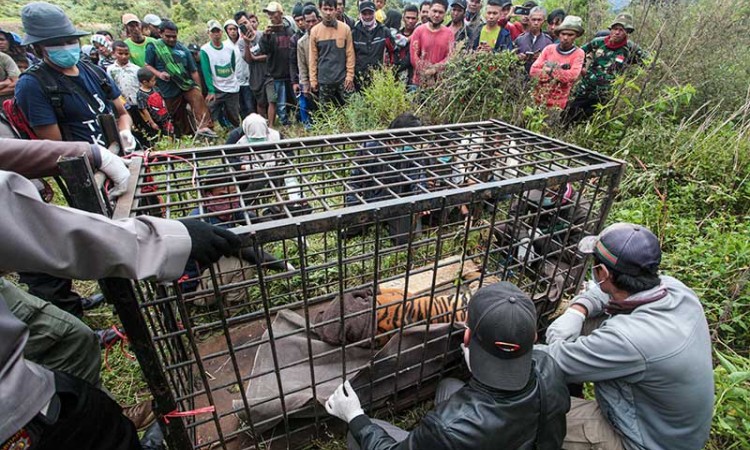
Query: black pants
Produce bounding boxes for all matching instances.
[565,94,605,124]
[17,272,83,318]
[15,371,142,450]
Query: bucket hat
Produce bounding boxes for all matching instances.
[610,12,634,33]
[21,2,89,45]
[554,15,584,36]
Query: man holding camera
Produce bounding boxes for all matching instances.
[259,1,295,126]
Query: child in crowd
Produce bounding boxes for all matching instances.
[136,67,173,145]
[107,41,140,111]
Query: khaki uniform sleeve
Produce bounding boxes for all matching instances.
[0,170,192,281]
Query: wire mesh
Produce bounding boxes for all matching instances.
[107,119,623,449]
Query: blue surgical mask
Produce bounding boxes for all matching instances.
[541,196,555,207]
[46,42,81,68]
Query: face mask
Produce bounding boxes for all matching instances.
[397,145,415,152]
[362,18,376,28]
[591,264,607,286]
[46,42,81,68]
[541,196,555,207]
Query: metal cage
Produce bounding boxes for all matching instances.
[61,119,624,450]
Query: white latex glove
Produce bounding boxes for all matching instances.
[119,129,136,153]
[545,308,586,344]
[460,343,471,372]
[325,380,364,423]
[99,146,130,199]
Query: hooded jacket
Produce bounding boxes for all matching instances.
[351,21,395,79]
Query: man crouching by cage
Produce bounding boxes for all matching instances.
[344,113,429,246]
[326,282,570,450]
[179,167,293,307]
[537,223,714,450]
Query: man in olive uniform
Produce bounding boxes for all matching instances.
[566,13,646,122]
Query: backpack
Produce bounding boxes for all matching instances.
[1,60,113,141]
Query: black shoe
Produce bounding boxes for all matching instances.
[139,421,165,450]
[81,293,105,310]
[96,327,123,348]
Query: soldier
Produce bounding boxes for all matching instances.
[567,13,647,122]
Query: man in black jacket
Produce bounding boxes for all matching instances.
[352,1,395,90]
[326,282,570,450]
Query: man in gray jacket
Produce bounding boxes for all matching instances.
[539,222,714,450]
[0,137,240,449]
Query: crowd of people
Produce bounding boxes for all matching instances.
[0,2,713,450]
[0,0,646,145]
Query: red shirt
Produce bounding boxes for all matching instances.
[409,25,455,86]
[529,44,585,109]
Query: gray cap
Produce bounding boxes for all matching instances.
[21,2,90,45]
[143,14,163,27]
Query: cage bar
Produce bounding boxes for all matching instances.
[62,119,623,449]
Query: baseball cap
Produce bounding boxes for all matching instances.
[467,282,536,391]
[207,19,222,31]
[451,0,467,10]
[187,43,200,52]
[143,14,162,27]
[578,222,661,275]
[122,13,140,25]
[359,1,376,12]
[263,1,284,13]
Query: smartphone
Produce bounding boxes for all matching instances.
[514,6,530,15]
[239,24,249,35]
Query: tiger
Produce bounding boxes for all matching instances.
[374,275,502,337]
[375,288,471,337]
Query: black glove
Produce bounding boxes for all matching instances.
[181,219,241,266]
[239,247,290,272]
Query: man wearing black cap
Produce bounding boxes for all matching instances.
[448,0,471,43]
[540,222,714,450]
[352,1,395,90]
[326,282,570,450]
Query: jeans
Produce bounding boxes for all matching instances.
[239,84,255,118]
[274,79,291,125]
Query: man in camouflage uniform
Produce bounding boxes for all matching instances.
[566,13,646,122]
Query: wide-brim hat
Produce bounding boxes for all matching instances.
[468,283,536,391]
[21,2,90,45]
[610,12,634,33]
[555,14,584,36]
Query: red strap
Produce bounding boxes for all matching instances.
[104,325,136,372]
[162,406,216,424]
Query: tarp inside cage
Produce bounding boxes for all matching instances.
[60,119,624,449]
